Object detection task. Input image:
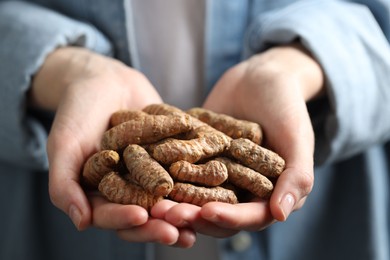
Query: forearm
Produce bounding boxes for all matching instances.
[31,47,120,111]
[0,1,112,168]
[245,42,324,102]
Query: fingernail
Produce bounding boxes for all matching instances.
[175,220,190,228]
[280,194,295,221]
[69,204,82,229]
[202,212,219,222]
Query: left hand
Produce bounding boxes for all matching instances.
[153,42,324,236]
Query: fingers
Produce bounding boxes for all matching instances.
[153,201,239,238]
[150,199,179,219]
[172,228,197,248]
[116,218,196,247]
[86,198,196,247]
[153,200,274,234]
[116,218,178,245]
[201,201,275,231]
[89,195,149,229]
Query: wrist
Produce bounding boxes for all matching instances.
[288,42,325,101]
[30,47,115,110]
[248,42,325,101]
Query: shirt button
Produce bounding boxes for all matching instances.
[229,231,252,252]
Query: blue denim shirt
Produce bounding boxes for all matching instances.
[0,1,389,260]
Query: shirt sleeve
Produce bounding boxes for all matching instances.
[0,1,112,170]
[244,0,390,165]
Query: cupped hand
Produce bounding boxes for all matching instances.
[92,196,196,247]
[151,200,240,239]
[161,43,324,235]
[30,47,194,246]
[151,199,271,237]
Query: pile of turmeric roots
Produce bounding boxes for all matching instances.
[82,103,285,211]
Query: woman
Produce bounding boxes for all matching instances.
[0,0,389,259]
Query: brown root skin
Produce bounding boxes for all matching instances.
[168,182,238,206]
[148,138,200,164]
[150,131,231,164]
[216,157,274,199]
[227,138,285,178]
[98,171,163,211]
[143,103,186,116]
[169,160,228,186]
[100,113,193,151]
[123,144,173,196]
[110,110,149,127]
[184,124,225,139]
[187,107,263,144]
[82,150,120,189]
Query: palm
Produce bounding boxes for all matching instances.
[198,48,318,231]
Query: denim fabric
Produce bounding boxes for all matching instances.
[204,0,250,92]
[244,0,390,165]
[24,0,131,63]
[0,1,112,169]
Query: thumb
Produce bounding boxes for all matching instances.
[47,129,92,230]
[267,110,315,222]
[270,164,314,221]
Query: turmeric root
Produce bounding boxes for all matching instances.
[168,182,238,206]
[101,113,193,151]
[187,107,263,144]
[110,110,149,127]
[98,171,163,211]
[149,130,231,164]
[82,150,120,189]
[169,160,228,186]
[216,157,273,199]
[143,103,186,116]
[227,138,285,178]
[123,144,173,196]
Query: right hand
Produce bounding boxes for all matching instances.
[31,47,195,247]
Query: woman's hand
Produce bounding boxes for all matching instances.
[158,43,324,235]
[31,47,195,247]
